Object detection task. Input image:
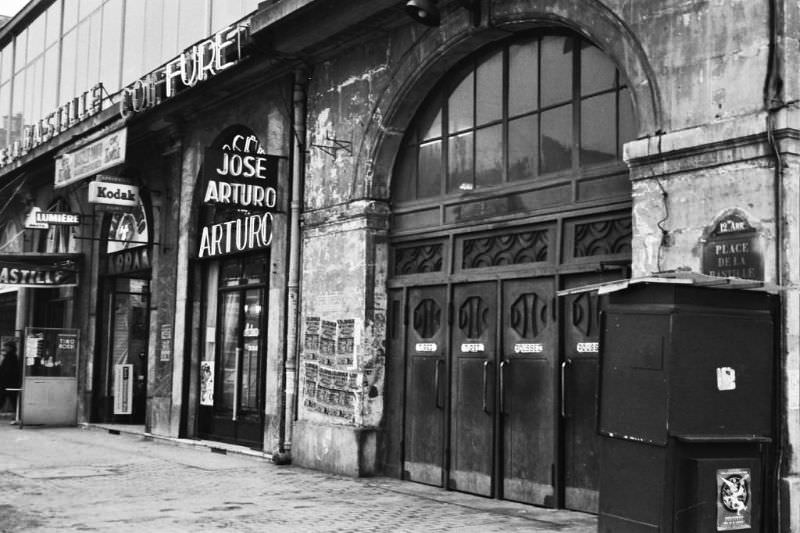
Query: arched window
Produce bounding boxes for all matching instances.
[392,33,637,206]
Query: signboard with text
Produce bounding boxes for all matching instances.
[0,254,79,288]
[55,128,127,189]
[701,213,763,281]
[88,180,139,208]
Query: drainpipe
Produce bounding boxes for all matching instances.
[764,0,785,528]
[277,66,307,462]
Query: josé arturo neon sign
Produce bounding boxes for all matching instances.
[119,23,249,119]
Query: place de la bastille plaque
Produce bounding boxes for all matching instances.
[701,213,763,281]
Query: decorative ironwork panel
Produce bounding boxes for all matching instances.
[413,299,442,339]
[510,292,548,339]
[394,244,443,274]
[572,291,600,337]
[462,230,548,269]
[459,296,489,338]
[574,217,632,257]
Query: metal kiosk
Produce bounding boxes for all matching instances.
[597,281,775,532]
[20,327,80,426]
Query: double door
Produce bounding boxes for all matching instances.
[401,273,607,511]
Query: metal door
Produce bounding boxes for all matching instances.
[561,272,614,512]
[449,282,497,496]
[403,285,447,486]
[500,278,557,506]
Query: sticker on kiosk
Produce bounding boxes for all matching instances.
[716,468,752,531]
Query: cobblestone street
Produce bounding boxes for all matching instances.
[0,422,596,532]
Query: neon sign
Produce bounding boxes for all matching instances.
[119,23,249,119]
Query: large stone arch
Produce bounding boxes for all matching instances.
[356,0,663,201]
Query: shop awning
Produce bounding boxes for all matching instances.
[556,270,778,297]
[0,253,81,288]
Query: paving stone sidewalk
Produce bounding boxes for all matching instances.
[0,421,597,532]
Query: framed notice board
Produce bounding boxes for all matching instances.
[20,327,79,426]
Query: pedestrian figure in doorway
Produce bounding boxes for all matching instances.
[0,340,21,414]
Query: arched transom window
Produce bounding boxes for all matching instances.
[393,33,637,205]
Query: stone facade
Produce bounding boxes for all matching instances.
[2,0,799,529]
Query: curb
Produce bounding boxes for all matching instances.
[80,422,275,462]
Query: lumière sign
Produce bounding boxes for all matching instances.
[119,23,249,119]
[701,212,763,280]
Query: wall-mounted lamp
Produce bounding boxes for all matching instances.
[405,0,440,27]
[405,0,480,27]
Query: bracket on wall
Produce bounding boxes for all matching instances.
[311,133,353,158]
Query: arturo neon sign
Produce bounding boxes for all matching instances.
[119,23,249,119]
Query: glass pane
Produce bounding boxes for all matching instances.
[540,104,572,174]
[14,30,27,73]
[64,0,79,32]
[75,20,90,95]
[1,47,11,81]
[221,259,242,286]
[8,75,23,144]
[581,92,616,165]
[80,0,103,18]
[508,114,538,181]
[476,51,502,126]
[45,1,63,47]
[29,56,44,121]
[243,254,267,284]
[392,144,415,202]
[581,44,616,96]
[418,140,442,198]
[0,83,9,146]
[144,0,164,71]
[619,88,637,149]
[100,0,124,93]
[448,70,474,133]
[161,0,180,60]
[419,104,441,141]
[540,36,572,108]
[219,291,241,410]
[122,0,146,85]
[42,45,59,111]
[59,29,77,102]
[85,11,101,92]
[448,131,473,192]
[509,39,538,117]
[212,0,247,32]
[241,288,263,411]
[179,0,206,50]
[475,124,502,188]
[28,13,46,60]
[10,67,26,141]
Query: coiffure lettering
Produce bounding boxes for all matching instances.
[119,24,248,119]
[0,84,104,169]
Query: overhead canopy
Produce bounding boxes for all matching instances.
[0,253,81,288]
[556,270,777,297]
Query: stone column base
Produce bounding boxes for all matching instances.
[292,420,377,477]
[781,475,800,532]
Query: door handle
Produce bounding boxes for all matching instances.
[499,360,507,414]
[561,359,570,418]
[233,347,242,421]
[482,360,489,413]
[434,359,444,409]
